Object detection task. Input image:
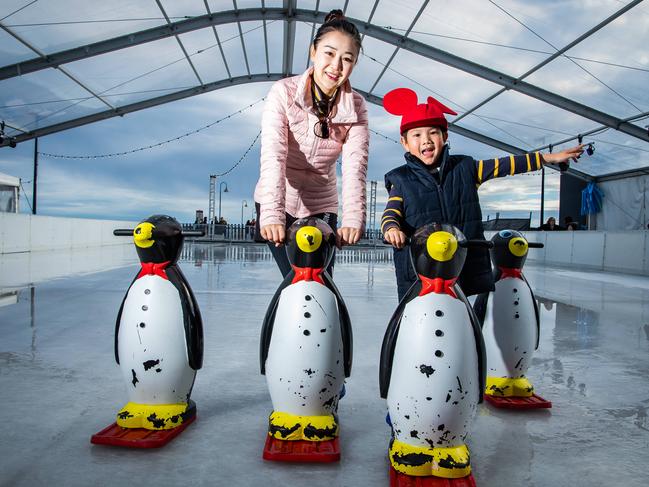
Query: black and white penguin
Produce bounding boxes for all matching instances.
[260,217,352,446]
[473,229,545,402]
[113,215,203,430]
[380,223,487,480]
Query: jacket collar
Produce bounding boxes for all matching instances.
[404,144,450,187]
[293,67,358,124]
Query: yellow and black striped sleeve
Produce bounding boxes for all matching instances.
[474,152,543,185]
[381,187,404,233]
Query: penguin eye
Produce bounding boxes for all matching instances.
[499,230,512,238]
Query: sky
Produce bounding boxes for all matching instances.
[1,0,648,227]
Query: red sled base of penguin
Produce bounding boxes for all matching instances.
[390,467,477,487]
[484,394,551,410]
[91,400,197,448]
[263,436,340,462]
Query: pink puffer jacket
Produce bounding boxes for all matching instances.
[254,68,369,230]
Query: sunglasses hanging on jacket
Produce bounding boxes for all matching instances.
[311,76,338,139]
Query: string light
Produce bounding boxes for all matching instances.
[214,130,261,177]
[370,128,400,144]
[38,98,264,160]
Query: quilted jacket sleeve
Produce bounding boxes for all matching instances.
[340,92,369,230]
[257,80,290,227]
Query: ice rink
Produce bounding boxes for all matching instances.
[1,242,648,487]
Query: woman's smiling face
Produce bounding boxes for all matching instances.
[310,30,359,96]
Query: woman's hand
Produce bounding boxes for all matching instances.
[384,227,407,249]
[260,224,286,247]
[336,227,362,248]
[542,144,585,165]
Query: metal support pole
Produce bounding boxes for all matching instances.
[218,181,228,221]
[241,199,248,225]
[369,180,377,240]
[208,175,216,223]
[32,137,38,214]
[539,165,545,228]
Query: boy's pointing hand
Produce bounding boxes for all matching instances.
[542,144,585,165]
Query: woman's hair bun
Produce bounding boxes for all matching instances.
[324,9,345,24]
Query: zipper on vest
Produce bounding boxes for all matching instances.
[434,181,448,222]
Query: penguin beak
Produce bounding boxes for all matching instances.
[296,226,323,253]
[426,231,458,262]
[134,222,155,248]
[508,237,528,257]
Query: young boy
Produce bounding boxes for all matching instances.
[381,88,584,301]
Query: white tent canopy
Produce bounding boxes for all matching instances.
[0,1,647,226]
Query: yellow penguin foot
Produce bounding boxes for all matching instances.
[389,438,471,478]
[116,402,191,430]
[485,376,534,397]
[268,411,338,441]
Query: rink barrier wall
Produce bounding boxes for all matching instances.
[0,212,137,254]
[485,230,649,276]
[1,214,646,276]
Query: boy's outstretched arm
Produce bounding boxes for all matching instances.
[475,144,585,185]
[381,187,407,249]
[541,144,585,165]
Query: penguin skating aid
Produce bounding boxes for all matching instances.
[91,215,204,448]
[380,223,489,486]
[474,230,551,409]
[260,218,352,462]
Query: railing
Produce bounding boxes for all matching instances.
[181,223,386,243]
[181,240,393,263]
[182,223,255,241]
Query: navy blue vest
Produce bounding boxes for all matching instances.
[384,147,494,298]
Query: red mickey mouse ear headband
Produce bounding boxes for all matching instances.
[383,87,457,133]
[383,88,418,116]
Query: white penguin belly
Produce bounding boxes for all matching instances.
[387,293,479,449]
[265,281,344,416]
[118,275,195,404]
[483,277,537,378]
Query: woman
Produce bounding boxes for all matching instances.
[254,9,368,276]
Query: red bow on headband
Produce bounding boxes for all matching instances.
[383,88,457,134]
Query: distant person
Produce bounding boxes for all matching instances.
[253,9,368,277]
[564,215,578,231]
[541,217,561,231]
[379,88,584,300]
